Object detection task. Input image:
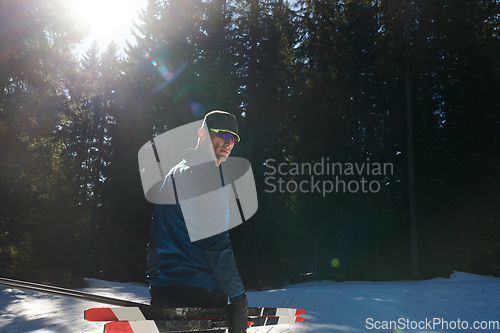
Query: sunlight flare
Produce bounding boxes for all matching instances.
[70,0,138,33]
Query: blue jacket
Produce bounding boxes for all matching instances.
[146,148,245,298]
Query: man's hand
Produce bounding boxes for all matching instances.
[229,293,248,333]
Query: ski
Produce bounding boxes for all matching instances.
[103,316,306,333]
[85,306,305,322]
[0,277,306,332]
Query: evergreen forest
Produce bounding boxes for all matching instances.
[1,0,499,287]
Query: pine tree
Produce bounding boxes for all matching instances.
[0,0,86,268]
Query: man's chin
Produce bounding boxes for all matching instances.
[217,155,228,163]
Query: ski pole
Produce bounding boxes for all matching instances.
[0,276,147,307]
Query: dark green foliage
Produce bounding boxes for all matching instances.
[1,0,499,284]
[0,0,85,269]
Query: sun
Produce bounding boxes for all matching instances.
[70,0,139,35]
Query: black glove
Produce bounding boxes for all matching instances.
[229,293,248,333]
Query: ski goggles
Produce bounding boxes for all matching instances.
[209,128,240,145]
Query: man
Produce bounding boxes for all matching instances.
[147,110,248,333]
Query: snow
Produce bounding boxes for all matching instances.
[1,271,500,332]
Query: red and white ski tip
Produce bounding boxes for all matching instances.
[104,321,160,333]
[247,315,305,327]
[85,307,146,322]
[273,314,305,325]
[272,307,305,318]
[295,309,306,316]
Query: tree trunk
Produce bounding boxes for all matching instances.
[405,4,421,280]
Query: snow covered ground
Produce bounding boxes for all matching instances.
[1,271,500,332]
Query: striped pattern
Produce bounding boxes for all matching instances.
[104,321,161,333]
[85,306,306,322]
[87,305,306,333]
[103,317,305,333]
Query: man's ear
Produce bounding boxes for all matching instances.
[198,127,205,140]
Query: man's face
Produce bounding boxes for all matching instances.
[209,130,234,162]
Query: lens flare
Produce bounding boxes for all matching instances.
[143,51,188,94]
[331,258,340,268]
[174,84,193,102]
[159,66,173,80]
[151,61,188,95]
[189,101,205,117]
